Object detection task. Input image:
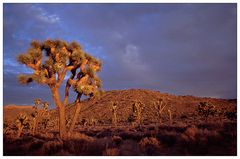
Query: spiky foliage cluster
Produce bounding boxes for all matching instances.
[197,102,217,119]
[110,102,118,126]
[41,115,50,129]
[17,39,102,96]
[129,100,145,125]
[42,101,49,111]
[32,98,41,118]
[15,113,30,137]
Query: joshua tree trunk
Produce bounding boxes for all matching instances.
[168,109,172,126]
[157,111,162,124]
[113,113,117,126]
[52,88,66,138]
[69,102,81,132]
[32,118,37,135]
[17,126,23,138]
[68,94,82,133]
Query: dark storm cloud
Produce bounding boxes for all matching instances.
[3,3,237,106]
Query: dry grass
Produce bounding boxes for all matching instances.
[139,137,161,155]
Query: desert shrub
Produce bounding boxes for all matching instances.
[119,139,140,155]
[42,140,64,155]
[180,114,188,119]
[81,118,88,126]
[28,138,45,154]
[156,130,178,147]
[139,137,161,155]
[111,135,122,146]
[83,137,113,155]
[180,126,198,143]
[224,110,237,121]
[102,148,120,156]
[127,114,135,123]
[196,102,217,119]
[119,130,144,141]
[67,132,95,141]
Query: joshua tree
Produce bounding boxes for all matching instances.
[42,101,49,112]
[168,109,173,126]
[16,113,29,137]
[31,98,42,135]
[90,117,97,126]
[17,39,102,138]
[132,100,145,125]
[34,98,41,107]
[3,121,11,135]
[41,101,50,129]
[30,99,50,134]
[110,102,118,126]
[153,98,167,124]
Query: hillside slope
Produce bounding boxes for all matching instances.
[4,89,236,125]
[3,105,33,123]
[62,89,236,124]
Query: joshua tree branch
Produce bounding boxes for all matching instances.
[63,69,76,106]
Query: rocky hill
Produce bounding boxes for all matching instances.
[4,89,237,125]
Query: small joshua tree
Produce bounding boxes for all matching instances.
[131,100,145,125]
[153,98,167,124]
[17,39,102,138]
[168,108,173,126]
[31,98,42,135]
[30,99,50,134]
[42,101,49,112]
[3,121,11,135]
[110,102,118,126]
[16,113,29,137]
[41,101,50,129]
[90,117,97,126]
[197,102,217,120]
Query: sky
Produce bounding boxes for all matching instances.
[3,3,237,107]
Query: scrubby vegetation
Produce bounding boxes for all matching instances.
[3,89,237,156]
[3,122,237,155]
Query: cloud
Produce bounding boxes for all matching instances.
[123,44,148,71]
[30,4,60,24]
[3,4,237,106]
